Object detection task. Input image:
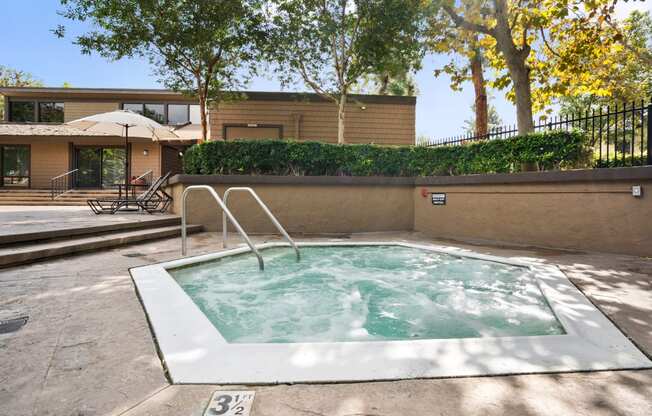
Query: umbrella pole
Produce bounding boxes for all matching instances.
[125,125,130,190]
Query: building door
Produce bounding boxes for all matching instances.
[75,148,102,188]
[0,145,30,188]
[74,147,126,188]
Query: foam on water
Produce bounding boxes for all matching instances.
[170,245,565,343]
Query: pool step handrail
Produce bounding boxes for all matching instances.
[222,187,300,261]
[181,185,264,270]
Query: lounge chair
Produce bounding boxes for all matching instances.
[87,172,172,215]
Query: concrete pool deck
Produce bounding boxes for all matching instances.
[1,231,651,415]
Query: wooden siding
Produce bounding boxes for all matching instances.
[130,141,161,179]
[64,101,120,122]
[0,138,70,188]
[210,100,415,145]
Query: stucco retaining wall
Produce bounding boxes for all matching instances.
[168,175,415,234]
[167,167,652,256]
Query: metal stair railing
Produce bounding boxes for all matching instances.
[133,170,153,185]
[181,185,265,270]
[50,169,78,200]
[223,187,300,261]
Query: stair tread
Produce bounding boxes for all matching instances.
[0,224,202,260]
[0,216,182,246]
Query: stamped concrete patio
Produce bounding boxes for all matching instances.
[1,231,651,416]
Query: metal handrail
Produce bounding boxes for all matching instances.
[50,169,79,199]
[51,169,78,181]
[134,170,153,185]
[181,185,265,270]
[223,187,300,261]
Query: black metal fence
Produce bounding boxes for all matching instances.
[423,100,651,168]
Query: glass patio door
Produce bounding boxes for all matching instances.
[75,147,126,188]
[101,148,126,188]
[1,145,30,187]
[75,148,102,188]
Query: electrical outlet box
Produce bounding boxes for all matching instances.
[632,185,642,197]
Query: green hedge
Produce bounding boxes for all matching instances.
[183,130,589,177]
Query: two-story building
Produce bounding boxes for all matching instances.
[0,87,416,189]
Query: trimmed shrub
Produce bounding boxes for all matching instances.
[183,130,589,177]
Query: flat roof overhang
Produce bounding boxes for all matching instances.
[0,87,417,105]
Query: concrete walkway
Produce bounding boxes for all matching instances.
[1,232,651,416]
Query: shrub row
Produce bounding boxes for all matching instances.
[183,130,589,177]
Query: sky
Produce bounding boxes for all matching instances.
[1,0,650,140]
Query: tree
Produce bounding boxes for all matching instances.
[267,0,427,144]
[463,101,502,135]
[542,10,652,105]
[426,6,491,137]
[0,66,43,120]
[355,69,418,96]
[439,0,621,135]
[56,0,265,142]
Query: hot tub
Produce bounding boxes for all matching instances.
[130,242,651,384]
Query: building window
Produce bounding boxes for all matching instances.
[9,102,35,122]
[122,103,201,125]
[123,103,144,114]
[1,145,30,187]
[144,104,165,124]
[189,105,201,124]
[168,104,189,125]
[38,102,64,122]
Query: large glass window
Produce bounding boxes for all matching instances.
[168,104,189,125]
[9,102,35,122]
[1,145,30,187]
[122,102,201,124]
[189,105,201,124]
[38,102,64,122]
[123,103,144,114]
[144,104,165,123]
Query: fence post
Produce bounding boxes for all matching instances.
[647,104,652,166]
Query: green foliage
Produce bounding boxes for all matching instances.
[184,131,589,177]
[264,0,428,142]
[57,0,266,140]
[0,65,43,119]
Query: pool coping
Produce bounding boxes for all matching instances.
[129,241,652,384]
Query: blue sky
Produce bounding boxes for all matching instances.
[1,0,649,139]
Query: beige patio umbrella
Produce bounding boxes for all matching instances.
[67,110,179,188]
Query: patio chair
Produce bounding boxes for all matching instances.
[87,172,172,215]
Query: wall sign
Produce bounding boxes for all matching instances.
[204,391,256,416]
[431,193,446,205]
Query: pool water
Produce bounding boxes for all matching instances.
[169,245,565,343]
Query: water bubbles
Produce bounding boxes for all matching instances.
[169,246,564,343]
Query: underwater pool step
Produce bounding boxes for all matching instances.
[0,224,203,268]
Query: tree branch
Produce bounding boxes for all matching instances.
[539,27,560,58]
[443,6,494,36]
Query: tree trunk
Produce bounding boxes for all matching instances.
[492,0,534,135]
[198,94,208,143]
[508,62,534,135]
[337,93,346,144]
[470,46,488,137]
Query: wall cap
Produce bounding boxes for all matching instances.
[170,166,652,187]
[415,166,652,186]
[169,174,415,186]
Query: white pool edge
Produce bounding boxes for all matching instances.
[130,241,652,384]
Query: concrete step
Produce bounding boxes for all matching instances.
[0,201,88,206]
[0,216,183,246]
[0,189,122,206]
[0,195,120,201]
[0,224,203,268]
